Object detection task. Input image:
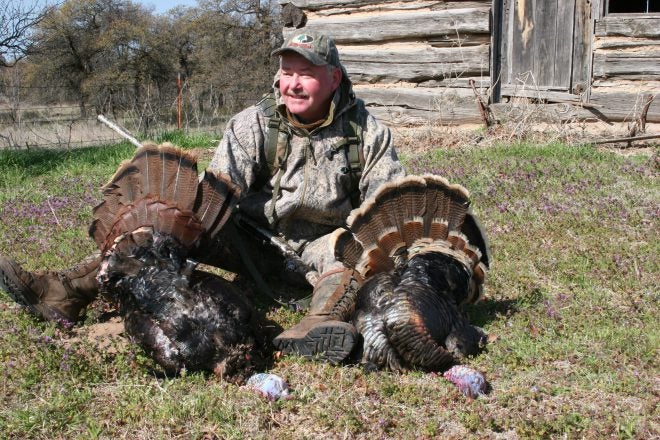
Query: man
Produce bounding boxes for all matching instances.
[0,32,405,363]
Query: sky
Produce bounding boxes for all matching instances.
[136,0,199,15]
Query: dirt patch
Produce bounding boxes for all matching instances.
[68,316,128,353]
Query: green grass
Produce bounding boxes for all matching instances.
[0,136,657,438]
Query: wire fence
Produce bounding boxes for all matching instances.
[0,82,266,149]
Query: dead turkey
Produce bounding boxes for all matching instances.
[90,143,267,379]
[332,175,490,372]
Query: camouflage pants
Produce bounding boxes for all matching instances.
[194,218,344,288]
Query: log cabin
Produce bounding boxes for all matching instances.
[279,0,660,127]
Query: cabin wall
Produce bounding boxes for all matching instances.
[279,1,660,126]
[279,0,492,125]
[590,14,660,122]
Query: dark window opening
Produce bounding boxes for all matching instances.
[608,0,660,13]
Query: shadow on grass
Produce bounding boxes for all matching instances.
[467,286,545,328]
[466,298,519,328]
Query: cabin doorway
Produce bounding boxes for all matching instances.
[494,0,593,101]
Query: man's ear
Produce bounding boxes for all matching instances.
[273,69,281,88]
[331,66,342,90]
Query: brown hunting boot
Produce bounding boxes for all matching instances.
[0,253,101,324]
[273,268,363,364]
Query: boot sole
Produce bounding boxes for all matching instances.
[0,260,40,312]
[274,322,357,364]
[0,259,64,321]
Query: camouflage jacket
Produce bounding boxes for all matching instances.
[209,73,405,270]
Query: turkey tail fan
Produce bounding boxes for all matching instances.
[371,183,406,255]
[100,142,199,208]
[456,210,490,305]
[90,143,239,252]
[98,200,204,253]
[336,175,472,278]
[331,228,364,271]
[89,181,143,250]
[395,175,427,246]
[100,162,143,208]
[155,144,199,210]
[461,211,491,268]
[341,176,430,277]
[194,170,241,239]
[345,198,394,277]
[421,174,470,240]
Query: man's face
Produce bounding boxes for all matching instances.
[279,52,341,122]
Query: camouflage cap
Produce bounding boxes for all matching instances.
[272,32,340,67]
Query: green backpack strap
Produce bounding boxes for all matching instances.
[253,93,282,192]
[254,92,291,222]
[345,111,364,209]
[327,103,365,209]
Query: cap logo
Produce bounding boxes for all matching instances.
[292,34,314,44]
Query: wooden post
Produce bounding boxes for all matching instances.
[177,73,182,130]
[470,79,493,127]
[638,94,654,134]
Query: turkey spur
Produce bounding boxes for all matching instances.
[332,175,490,371]
[90,143,268,379]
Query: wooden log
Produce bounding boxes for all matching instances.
[283,8,490,44]
[367,105,482,125]
[355,86,484,124]
[591,79,660,89]
[500,85,585,102]
[340,45,489,83]
[429,33,490,47]
[592,49,660,79]
[280,0,412,10]
[356,86,483,109]
[340,45,487,64]
[491,90,660,124]
[490,102,610,123]
[595,17,660,38]
[589,91,660,122]
[347,63,488,83]
[594,37,660,50]
[419,76,490,88]
[280,0,489,12]
[301,1,490,17]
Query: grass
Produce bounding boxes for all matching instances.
[0,134,658,439]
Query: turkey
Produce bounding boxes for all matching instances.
[90,142,268,380]
[331,174,490,372]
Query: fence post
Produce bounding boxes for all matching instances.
[177,73,182,130]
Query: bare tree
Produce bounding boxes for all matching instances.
[0,0,57,66]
